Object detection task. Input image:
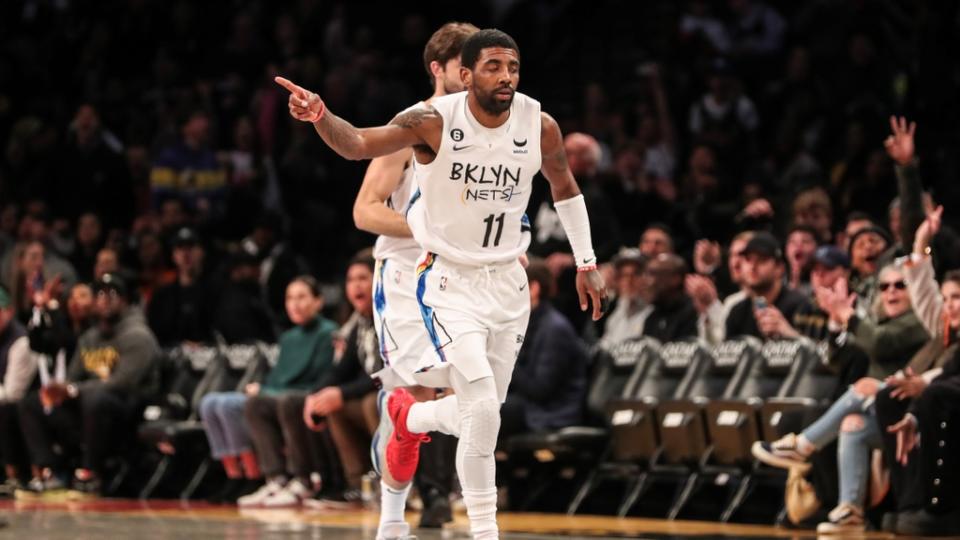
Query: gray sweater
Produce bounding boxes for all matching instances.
[68,307,160,398]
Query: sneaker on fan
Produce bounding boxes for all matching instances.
[237,478,284,507]
[751,433,811,471]
[376,520,415,540]
[386,388,429,484]
[261,478,312,508]
[816,502,866,534]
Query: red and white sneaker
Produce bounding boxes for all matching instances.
[385,388,430,484]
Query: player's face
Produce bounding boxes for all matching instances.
[440,57,465,94]
[464,47,519,115]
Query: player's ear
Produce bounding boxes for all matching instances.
[460,66,472,88]
[429,60,444,83]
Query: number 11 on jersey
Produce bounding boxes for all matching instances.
[482,213,505,248]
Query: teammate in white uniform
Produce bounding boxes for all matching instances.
[277,28,606,540]
[348,22,478,540]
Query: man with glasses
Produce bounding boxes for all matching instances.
[17,273,159,499]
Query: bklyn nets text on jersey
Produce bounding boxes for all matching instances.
[449,161,523,202]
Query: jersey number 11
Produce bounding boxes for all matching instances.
[482,213,505,248]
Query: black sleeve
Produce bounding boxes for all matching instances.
[895,161,924,251]
[511,317,585,403]
[312,325,375,399]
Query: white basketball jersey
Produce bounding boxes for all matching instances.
[372,102,428,268]
[408,91,541,266]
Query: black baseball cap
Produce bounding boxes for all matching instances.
[848,226,892,251]
[741,232,783,261]
[93,273,129,299]
[812,245,850,270]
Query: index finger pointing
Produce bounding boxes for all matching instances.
[274,76,305,97]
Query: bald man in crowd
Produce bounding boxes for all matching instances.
[641,253,699,342]
[530,132,623,333]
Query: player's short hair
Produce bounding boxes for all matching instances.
[461,29,519,70]
[423,22,479,86]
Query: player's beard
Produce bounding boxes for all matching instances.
[476,85,514,115]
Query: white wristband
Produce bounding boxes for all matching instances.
[554,194,596,270]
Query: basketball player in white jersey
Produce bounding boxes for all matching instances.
[277,29,605,540]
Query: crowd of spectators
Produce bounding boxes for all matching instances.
[1,0,959,535]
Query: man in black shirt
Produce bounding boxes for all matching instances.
[642,254,699,343]
[725,232,810,340]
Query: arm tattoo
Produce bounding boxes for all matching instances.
[314,111,363,158]
[390,106,438,129]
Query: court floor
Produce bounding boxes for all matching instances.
[0,499,909,539]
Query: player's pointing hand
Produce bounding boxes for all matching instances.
[275,76,325,123]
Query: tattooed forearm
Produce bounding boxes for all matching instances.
[313,111,365,160]
[390,106,439,129]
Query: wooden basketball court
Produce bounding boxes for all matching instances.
[0,499,906,539]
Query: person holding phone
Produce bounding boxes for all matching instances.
[723,232,810,340]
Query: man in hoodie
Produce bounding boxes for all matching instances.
[18,273,159,497]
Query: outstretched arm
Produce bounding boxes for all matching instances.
[540,112,607,320]
[352,149,414,238]
[276,76,441,160]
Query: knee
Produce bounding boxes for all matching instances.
[464,398,501,456]
[277,394,303,423]
[840,413,866,433]
[199,394,219,420]
[852,377,879,397]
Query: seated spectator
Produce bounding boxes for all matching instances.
[600,248,651,345]
[302,252,380,508]
[639,223,674,259]
[147,227,215,346]
[688,231,755,344]
[27,283,95,362]
[18,273,159,497]
[848,225,892,312]
[0,285,38,495]
[791,245,850,343]
[878,351,960,536]
[132,230,175,307]
[754,263,928,534]
[149,112,227,226]
[786,225,819,296]
[211,251,275,344]
[202,276,336,504]
[6,241,69,324]
[792,187,834,246]
[871,207,960,535]
[641,253,698,343]
[724,232,810,340]
[500,259,588,440]
[68,213,103,283]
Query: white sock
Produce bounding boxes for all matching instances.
[406,394,460,436]
[462,487,498,540]
[378,480,411,527]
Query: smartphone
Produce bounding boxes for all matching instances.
[753,297,768,310]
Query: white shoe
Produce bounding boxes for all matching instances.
[262,478,312,508]
[376,520,415,540]
[816,503,866,534]
[751,433,812,472]
[237,479,284,507]
[371,390,392,477]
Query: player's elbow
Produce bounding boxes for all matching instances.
[352,204,371,232]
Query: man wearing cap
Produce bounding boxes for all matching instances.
[600,249,651,345]
[724,232,810,341]
[18,273,159,497]
[0,284,38,494]
[147,226,215,347]
[792,245,852,342]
